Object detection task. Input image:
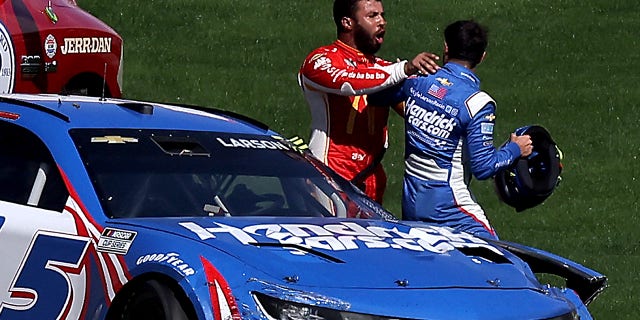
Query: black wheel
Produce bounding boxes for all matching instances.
[107,279,194,320]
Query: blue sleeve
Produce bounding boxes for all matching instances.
[367,78,412,106]
[467,103,521,180]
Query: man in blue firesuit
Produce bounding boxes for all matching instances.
[372,20,532,239]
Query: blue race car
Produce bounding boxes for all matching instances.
[0,94,606,319]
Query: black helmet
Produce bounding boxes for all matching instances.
[494,125,563,212]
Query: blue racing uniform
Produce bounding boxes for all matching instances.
[373,62,521,239]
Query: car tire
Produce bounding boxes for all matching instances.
[107,279,193,320]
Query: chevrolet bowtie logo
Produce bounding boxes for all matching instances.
[91,136,139,144]
[436,77,453,86]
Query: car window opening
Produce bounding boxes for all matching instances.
[71,129,392,220]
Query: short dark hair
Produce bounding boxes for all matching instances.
[444,20,488,68]
[333,0,381,33]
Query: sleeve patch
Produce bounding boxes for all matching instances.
[466,91,495,118]
[481,123,494,135]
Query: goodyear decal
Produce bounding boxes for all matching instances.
[179,221,504,256]
[136,252,195,276]
[97,228,137,254]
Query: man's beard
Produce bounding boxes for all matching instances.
[353,26,381,55]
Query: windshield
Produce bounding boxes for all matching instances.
[70,129,395,220]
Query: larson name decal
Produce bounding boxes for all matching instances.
[217,137,290,150]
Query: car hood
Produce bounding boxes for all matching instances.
[121,217,540,291]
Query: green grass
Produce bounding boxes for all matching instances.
[82,0,639,318]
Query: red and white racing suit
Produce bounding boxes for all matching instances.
[298,40,410,203]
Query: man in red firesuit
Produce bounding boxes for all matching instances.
[298,0,440,203]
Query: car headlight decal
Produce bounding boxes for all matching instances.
[200,256,242,320]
